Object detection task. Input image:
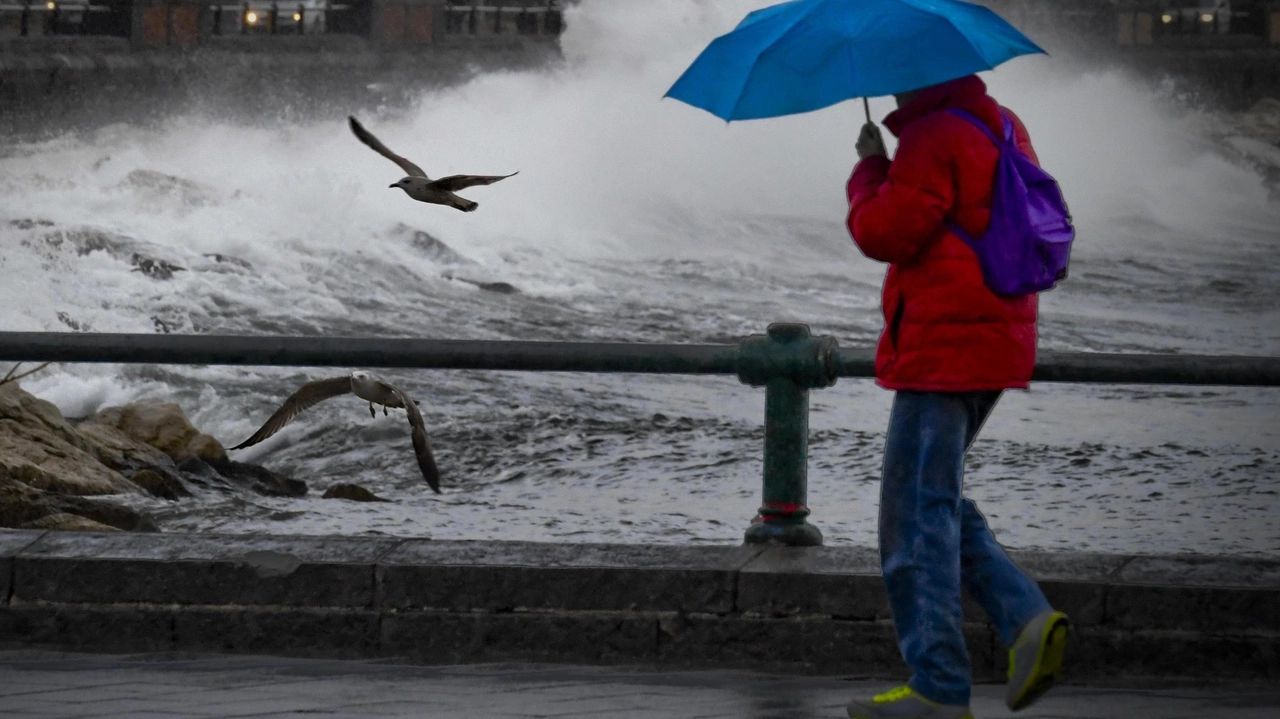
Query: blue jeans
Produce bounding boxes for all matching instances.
[880,390,1051,706]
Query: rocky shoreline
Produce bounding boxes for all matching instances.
[0,382,317,533]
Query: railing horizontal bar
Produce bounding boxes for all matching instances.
[0,332,740,375]
[0,332,1277,387]
[839,348,1280,386]
[1031,350,1280,387]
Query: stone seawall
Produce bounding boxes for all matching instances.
[1,530,1276,682]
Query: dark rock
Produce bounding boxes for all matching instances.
[52,495,159,532]
[0,479,60,528]
[0,383,300,527]
[41,227,132,258]
[322,484,388,502]
[0,476,158,532]
[55,312,84,331]
[476,281,519,294]
[393,224,467,264]
[8,218,55,230]
[181,457,307,497]
[21,513,120,532]
[129,469,191,501]
[0,383,137,496]
[131,255,186,280]
[75,418,177,473]
[201,253,252,270]
[84,399,227,464]
[120,169,219,207]
[445,274,519,294]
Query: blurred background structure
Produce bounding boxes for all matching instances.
[2,1,1280,126]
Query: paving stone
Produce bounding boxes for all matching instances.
[0,530,46,604]
[0,604,174,653]
[1105,554,1280,632]
[654,613,915,675]
[13,532,403,607]
[737,547,1012,633]
[26,684,152,703]
[1035,580,1108,628]
[1106,583,1280,633]
[377,541,762,613]
[3,651,1278,719]
[381,610,660,665]
[188,695,338,716]
[1067,625,1280,680]
[681,613,999,680]
[172,607,380,659]
[1114,554,1280,588]
[1007,550,1133,627]
[736,546,887,619]
[43,697,204,715]
[0,694,65,712]
[73,713,217,719]
[1005,550,1133,583]
[4,535,1280,681]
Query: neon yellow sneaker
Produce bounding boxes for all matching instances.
[846,685,973,719]
[1006,609,1070,711]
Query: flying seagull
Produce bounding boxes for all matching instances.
[230,371,440,493]
[348,116,517,212]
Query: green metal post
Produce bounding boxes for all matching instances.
[737,323,838,546]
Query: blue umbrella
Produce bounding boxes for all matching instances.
[665,0,1045,122]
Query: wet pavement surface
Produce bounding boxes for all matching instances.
[1,651,1277,719]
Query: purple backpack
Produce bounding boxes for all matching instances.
[946,109,1074,296]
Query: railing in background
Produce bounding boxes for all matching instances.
[0,1,129,39]
[1118,0,1280,46]
[2,325,1277,547]
[205,2,360,37]
[0,0,566,46]
[441,1,562,37]
[1153,1,1270,40]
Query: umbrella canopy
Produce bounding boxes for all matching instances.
[665,0,1045,121]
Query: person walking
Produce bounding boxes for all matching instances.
[843,74,1070,719]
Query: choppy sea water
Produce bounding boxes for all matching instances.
[2,1,1278,556]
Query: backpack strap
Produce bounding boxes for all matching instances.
[944,108,1014,246]
[947,108,1013,146]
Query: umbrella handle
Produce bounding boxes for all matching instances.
[863,97,871,124]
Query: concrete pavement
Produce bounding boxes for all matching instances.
[1,651,1277,719]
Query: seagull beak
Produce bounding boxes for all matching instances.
[389,183,398,189]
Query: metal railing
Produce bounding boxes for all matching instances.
[443,1,563,36]
[1154,2,1270,39]
[0,1,124,38]
[206,3,358,37]
[2,325,1277,545]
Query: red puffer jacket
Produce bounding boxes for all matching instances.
[846,75,1039,392]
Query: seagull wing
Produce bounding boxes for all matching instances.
[348,116,429,179]
[380,381,441,493]
[429,172,519,192]
[231,376,353,450]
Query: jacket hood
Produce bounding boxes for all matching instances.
[882,75,1002,138]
